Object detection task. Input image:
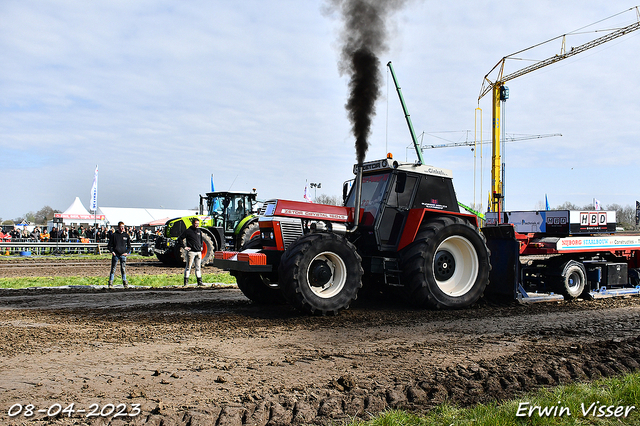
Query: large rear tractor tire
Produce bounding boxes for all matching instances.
[234,237,284,304]
[237,221,260,249]
[181,233,216,265]
[201,233,216,265]
[553,260,587,300]
[399,216,490,309]
[279,233,363,315]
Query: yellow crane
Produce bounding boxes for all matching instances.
[479,6,640,216]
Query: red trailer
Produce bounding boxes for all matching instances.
[483,210,640,303]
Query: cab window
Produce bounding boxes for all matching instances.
[345,172,391,226]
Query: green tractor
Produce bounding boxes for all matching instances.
[150,191,261,265]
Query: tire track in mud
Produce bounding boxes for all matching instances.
[1,259,640,425]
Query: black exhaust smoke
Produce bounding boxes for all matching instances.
[328,0,407,164]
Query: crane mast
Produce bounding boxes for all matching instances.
[479,6,640,216]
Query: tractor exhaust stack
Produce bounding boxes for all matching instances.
[351,163,364,231]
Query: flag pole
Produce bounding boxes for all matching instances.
[91,165,99,230]
[95,166,98,227]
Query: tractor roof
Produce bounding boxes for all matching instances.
[354,158,453,179]
[205,191,257,197]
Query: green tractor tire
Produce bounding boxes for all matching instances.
[237,220,260,249]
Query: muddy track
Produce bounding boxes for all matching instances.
[0,258,639,425]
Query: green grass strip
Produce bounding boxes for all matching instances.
[351,371,640,425]
[0,272,236,289]
[0,254,150,261]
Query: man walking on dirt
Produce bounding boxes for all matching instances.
[179,218,204,287]
[107,221,131,288]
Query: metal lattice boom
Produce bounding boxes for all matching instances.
[479,7,640,100]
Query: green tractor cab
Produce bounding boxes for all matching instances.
[150,191,261,265]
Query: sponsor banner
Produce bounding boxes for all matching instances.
[557,235,640,251]
[54,213,106,220]
[280,209,349,221]
[486,211,569,233]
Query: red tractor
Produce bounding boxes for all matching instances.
[213,155,491,315]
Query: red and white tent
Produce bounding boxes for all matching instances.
[54,197,105,222]
[49,197,196,229]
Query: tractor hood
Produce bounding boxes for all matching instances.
[263,199,353,223]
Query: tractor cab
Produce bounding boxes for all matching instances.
[148,190,261,266]
[203,191,258,232]
[344,158,459,252]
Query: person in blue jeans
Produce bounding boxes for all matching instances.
[107,221,131,288]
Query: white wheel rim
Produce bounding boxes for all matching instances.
[433,235,479,297]
[567,270,583,291]
[306,251,347,299]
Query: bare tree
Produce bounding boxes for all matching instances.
[554,201,586,210]
[534,200,546,211]
[314,194,341,206]
[34,206,60,224]
[605,203,635,230]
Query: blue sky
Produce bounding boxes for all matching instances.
[1,1,639,221]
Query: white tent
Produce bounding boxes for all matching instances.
[97,207,197,228]
[51,197,106,227]
[49,197,197,229]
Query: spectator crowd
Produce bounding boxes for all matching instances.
[0,224,159,243]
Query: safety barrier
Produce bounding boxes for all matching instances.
[0,242,146,256]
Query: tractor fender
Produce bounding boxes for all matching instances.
[234,214,258,236]
[397,209,481,251]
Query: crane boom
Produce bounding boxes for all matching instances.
[478,6,640,216]
[480,14,640,100]
[422,133,561,150]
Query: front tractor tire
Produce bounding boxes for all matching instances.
[155,251,178,266]
[279,233,363,315]
[235,272,284,305]
[234,237,284,305]
[237,220,260,249]
[400,216,490,309]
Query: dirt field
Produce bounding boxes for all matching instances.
[1,257,639,425]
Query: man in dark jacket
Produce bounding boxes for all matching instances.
[178,218,204,286]
[50,227,59,242]
[107,221,131,288]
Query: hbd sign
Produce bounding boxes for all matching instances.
[580,212,607,227]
